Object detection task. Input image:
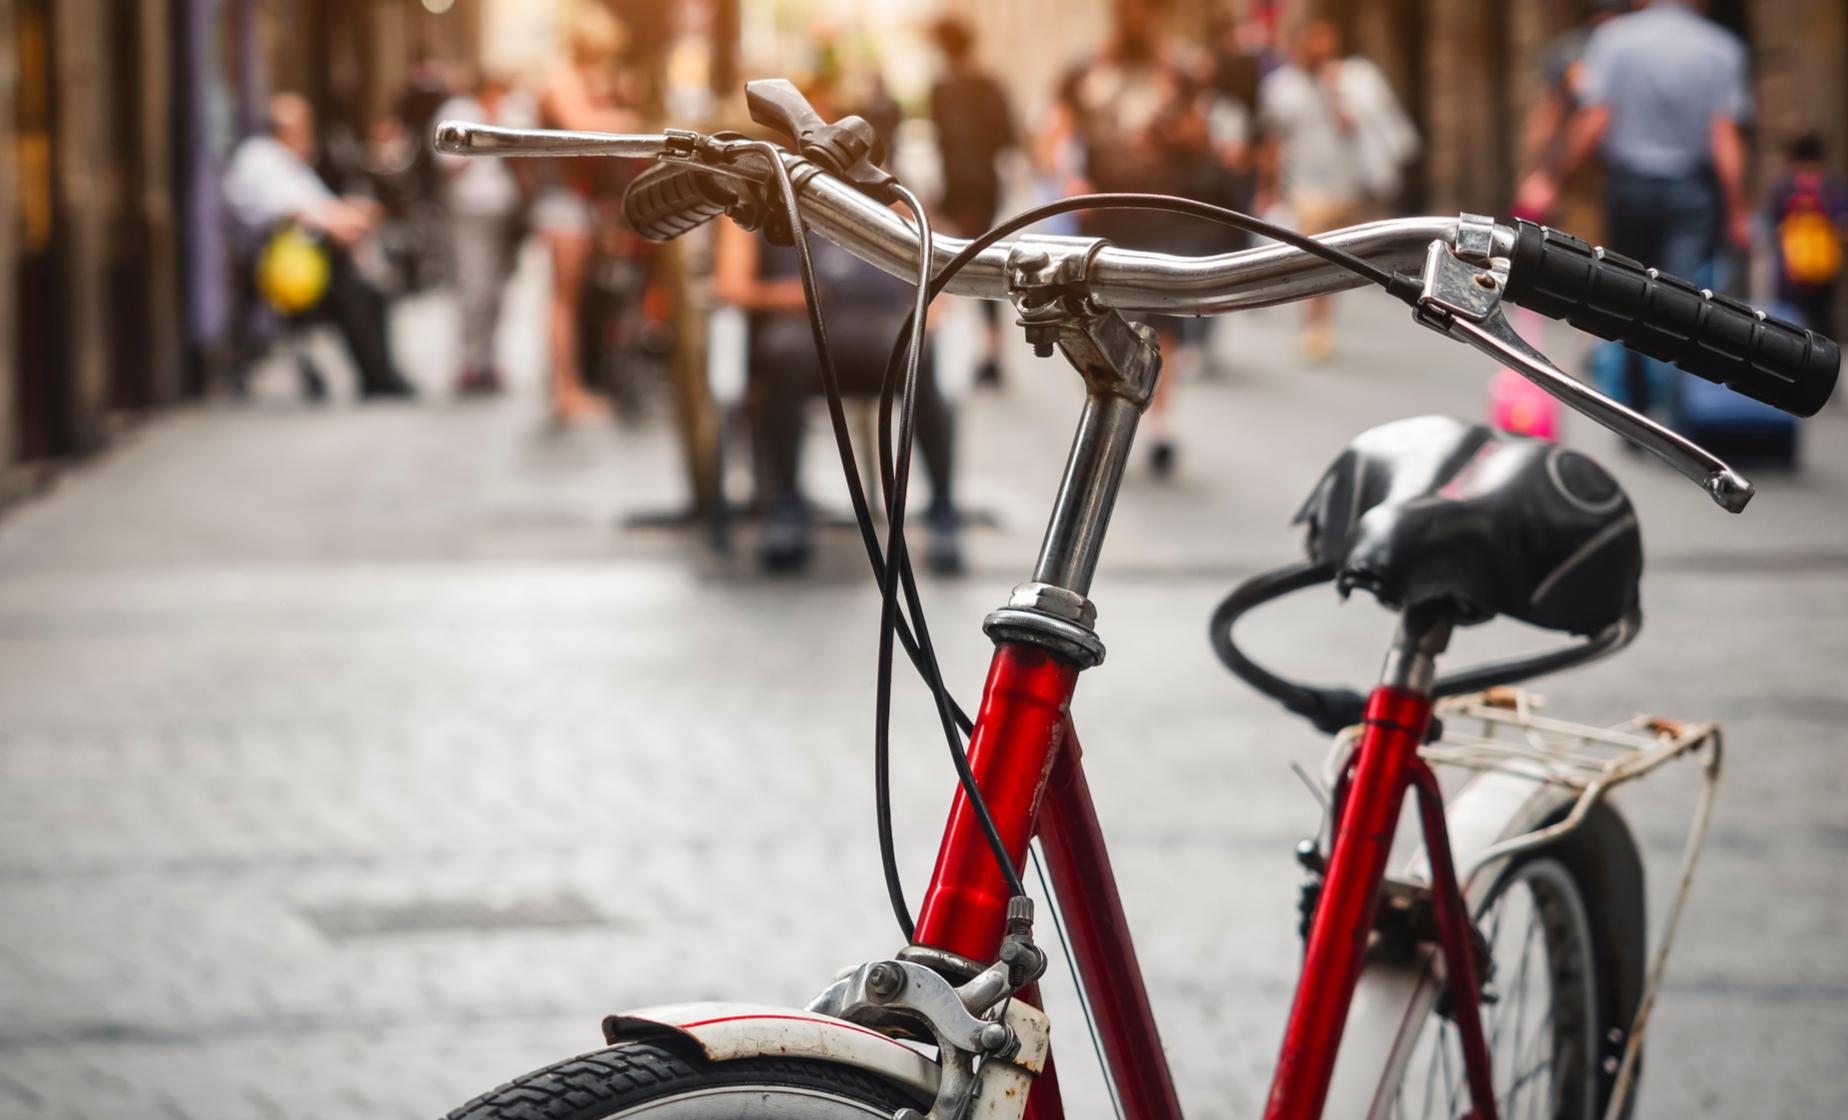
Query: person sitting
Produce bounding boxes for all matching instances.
[223,93,416,399]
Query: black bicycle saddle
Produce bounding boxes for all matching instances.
[1294,415,1642,636]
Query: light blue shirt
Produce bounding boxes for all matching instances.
[1578,1,1751,178]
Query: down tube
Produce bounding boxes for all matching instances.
[1037,719,1186,1120]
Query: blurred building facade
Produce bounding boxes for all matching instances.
[0,0,488,493]
[2,0,1845,490]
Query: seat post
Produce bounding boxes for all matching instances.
[1378,603,1455,695]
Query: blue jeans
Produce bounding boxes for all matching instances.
[1603,170,1722,416]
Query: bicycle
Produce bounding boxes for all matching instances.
[431,79,1839,1120]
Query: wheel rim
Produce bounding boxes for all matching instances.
[611,1083,900,1118]
[1389,857,1599,1119]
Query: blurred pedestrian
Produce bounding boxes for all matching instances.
[536,7,637,424]
[1514,0,1751,415]
[1767,133,1846,339]
[716,70,963,575]
[928,15,1018,388]
[1196,13,1263,249]
[1256,19,1415,364]
[396,50,452,204]
[436,71,534,397]
[1041,0,1207,476]
[223,93,416,400]
[715,220,962,575]
[1512,0,1630,227]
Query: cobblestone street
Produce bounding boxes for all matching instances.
[2,286,1846,1119]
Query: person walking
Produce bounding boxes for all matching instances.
[223,93,416,400]
[1041,0,1207,476]
[1515,0,1752,415]
[1512,0,1630,228]
[534,7,636,424]
[1766,133,1847,339]
[435,71,533,397]
[928,15,1018,389]
[1256,19,1415,364]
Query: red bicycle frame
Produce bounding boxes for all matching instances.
[911,631,1498,1120]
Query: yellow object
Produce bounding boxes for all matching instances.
[257,225,331,314]
[1780,209,1841,288]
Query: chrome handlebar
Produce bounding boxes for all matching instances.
[433,121,1453,313]
[432,119,1754,511]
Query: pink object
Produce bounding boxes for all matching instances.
[1490,366,1560,440]
[1490,307,1560,440]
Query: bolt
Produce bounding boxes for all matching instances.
[1473,272,1499,290]
[1012,247,1052,273]
[979,1021,1013,1053]
[865,961,905,999]
[1023,324,1058,359]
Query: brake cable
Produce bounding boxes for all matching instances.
[746,143,1019,940]
[858,192,1409,944]
[749,139,1410,947]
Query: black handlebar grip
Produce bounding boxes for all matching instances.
[1502,219,1839,417]
[620,163,737,243]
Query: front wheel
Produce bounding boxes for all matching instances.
[445,1041,927,1120]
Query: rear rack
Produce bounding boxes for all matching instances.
[1399,688,1721,1120]
[1423,686,1718,873]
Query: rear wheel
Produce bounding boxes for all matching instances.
[1378,829,1645,1119]
[445,1041,926,1120]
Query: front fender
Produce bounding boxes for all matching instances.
[601,1001,940,1100]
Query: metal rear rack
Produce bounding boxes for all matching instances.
[1411,688,1722,1120]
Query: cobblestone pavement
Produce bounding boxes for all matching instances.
[1,278,1845,1119]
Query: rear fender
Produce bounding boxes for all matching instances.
[601,1001,940,1099]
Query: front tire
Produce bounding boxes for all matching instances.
[445,1041,928,1120]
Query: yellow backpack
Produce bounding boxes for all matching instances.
[256,224,331,315]
[1778,180,1843,289]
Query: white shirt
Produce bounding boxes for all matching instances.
[1259,59,1416,204]
[1259,64,1365,204]
[222,136,334,232]
[435,93,534,216]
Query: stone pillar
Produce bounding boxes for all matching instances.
[1748,0,1847,331]
[1749,0,1848,173]
[1419,0,1512,215]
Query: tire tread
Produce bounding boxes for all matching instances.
[445,1041,918,1120]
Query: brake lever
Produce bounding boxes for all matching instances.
[1413,240,1753,513]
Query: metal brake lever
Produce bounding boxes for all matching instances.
[1413,239,1753,513]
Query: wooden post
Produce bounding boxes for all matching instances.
[52,0,111,454]
[1418,0,1509,214]
[0,0,17,473]
[138,0,182,407]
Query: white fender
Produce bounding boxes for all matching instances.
[601,1001,940,1099]
[1324,769,1580,1119]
